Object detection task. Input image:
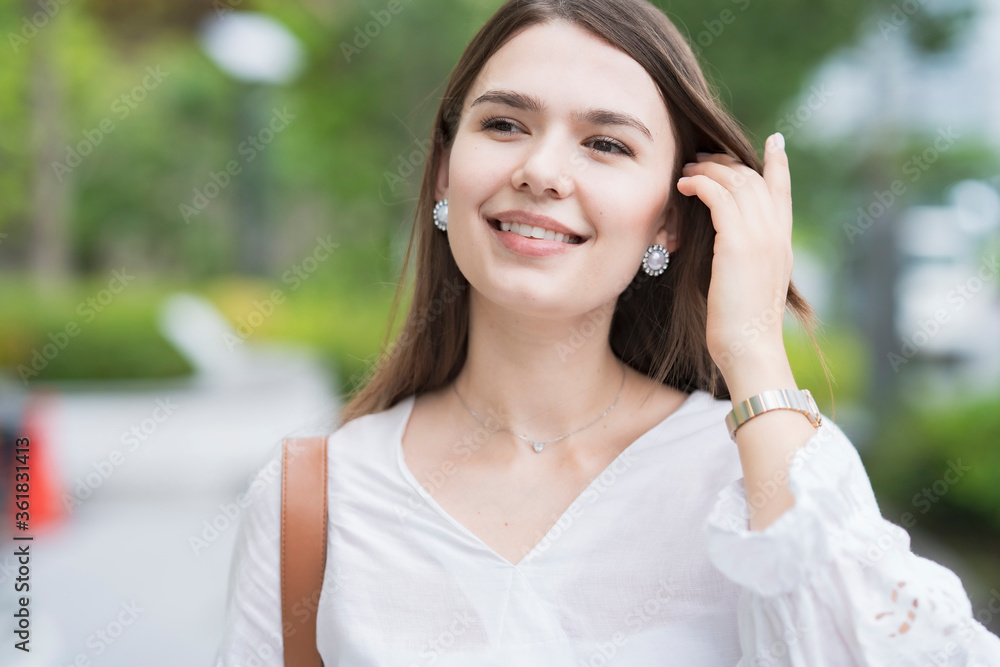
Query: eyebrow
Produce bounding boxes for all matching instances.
[470,89,654,142]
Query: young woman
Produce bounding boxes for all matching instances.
[217,0,1000,664]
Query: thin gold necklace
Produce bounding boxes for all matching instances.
[451,362,627,453]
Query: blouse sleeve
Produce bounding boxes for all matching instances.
[214,442,286,667]
[705,415,1000,666]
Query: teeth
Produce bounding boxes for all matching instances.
[500,221,582,245]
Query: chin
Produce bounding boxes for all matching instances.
[472,276,591,319]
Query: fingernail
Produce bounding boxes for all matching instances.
[771,132,785,151]
[696,151,711,158]
[683,162,697,169]
[678,176,691,183]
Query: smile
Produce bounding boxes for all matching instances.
[485,216,588,258]
[488,219,583,245]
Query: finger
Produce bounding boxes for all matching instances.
[692,151,759,180]
[676,174,742,235]
[691,152,772,209]
[682,160,767,226]
[762,133,793,230]
[693,151,743,167]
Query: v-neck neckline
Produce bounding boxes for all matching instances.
[393,389,706,569]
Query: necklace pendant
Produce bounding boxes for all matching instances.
[531,441,544,453]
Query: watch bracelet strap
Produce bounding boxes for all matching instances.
[725,388,822,441]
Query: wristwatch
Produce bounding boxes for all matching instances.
[725,388,822,441]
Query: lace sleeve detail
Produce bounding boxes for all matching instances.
[705,417,1000,664]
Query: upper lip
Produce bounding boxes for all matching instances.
[490,210,587,240]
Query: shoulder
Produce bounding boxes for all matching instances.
[216,439,286,664]
[695,390,737,429]
[227,396,406,535]
[616,367,735,452]
[328,394,416,443]
[643,387,743,487]
[224,396,417,554]
[624,365,729,429]
[335,394,415,431]
[647,383,733,441]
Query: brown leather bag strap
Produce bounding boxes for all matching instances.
[280,436,328,667]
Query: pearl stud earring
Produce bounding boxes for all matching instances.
[433,199,448,232]
[642,244,669,276]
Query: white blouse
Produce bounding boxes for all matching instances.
[215,389,1000,666]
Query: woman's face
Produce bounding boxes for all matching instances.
[436,20,679,318]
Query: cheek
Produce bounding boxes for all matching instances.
[449,135,508,194]
[446,153,507,252]
[583,170,669,245]
[582,174,671,286]
[585,166,665,212]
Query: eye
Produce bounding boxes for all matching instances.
[587,136,634,157]
[479,115,635,158]
[480,115,522,135]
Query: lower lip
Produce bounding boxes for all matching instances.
[486,218,586,258]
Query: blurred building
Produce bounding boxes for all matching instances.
[787,0,1000,407]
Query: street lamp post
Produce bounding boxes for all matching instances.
[197,12,304,276]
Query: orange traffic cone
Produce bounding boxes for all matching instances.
[13,389,65,535]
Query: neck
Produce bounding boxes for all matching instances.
[453,290,626,442]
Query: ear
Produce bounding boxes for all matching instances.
[434,145,451,202]
[652,199,680,254]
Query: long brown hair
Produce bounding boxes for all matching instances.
[340,0,831,424]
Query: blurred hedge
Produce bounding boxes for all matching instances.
[0,239,400,395]
[862,394,1000,532]
[0,274,193,382]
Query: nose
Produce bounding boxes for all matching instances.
[511,132,578,199]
